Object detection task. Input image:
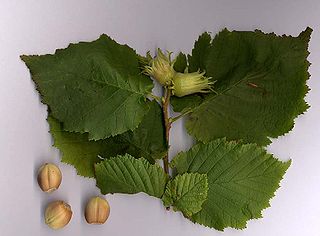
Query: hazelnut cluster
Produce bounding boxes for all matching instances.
[37,163,110,230]
[143,49,214,97]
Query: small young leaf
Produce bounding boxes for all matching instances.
[170,33,212,112]
[188,32,212,73]
[173,52,187,73]
[171,138,291,230]
[162,173,208,217]
[48,101,167,177]
[95,154,168,198]
[21,34,153,140]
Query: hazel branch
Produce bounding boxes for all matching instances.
[162,87,171,175]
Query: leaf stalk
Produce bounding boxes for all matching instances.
[170,108,193,123]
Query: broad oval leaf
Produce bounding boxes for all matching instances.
[162,173,208,217]
[48,101,166,177]
[95,154,168,198]
[48,116,121,178]
[171,138,291,230]
[21,34,153,140]
[173,28,312,145]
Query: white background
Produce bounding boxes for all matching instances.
[0,0,319,235]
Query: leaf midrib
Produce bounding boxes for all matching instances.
[39,68,149,96]
[190,68,270,114]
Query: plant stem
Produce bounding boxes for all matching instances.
[162,87,171,175]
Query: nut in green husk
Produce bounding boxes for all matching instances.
[171,71,214,97]
[37,163,62,193]
[143,49,175,86]
[45,200,72,230]
[85,196,110,224]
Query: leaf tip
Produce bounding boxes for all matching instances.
[299,27,313,41]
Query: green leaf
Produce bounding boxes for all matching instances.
[21,34,153,140]
[162,173,208,217]
[173,52,187,73]
[171,33,212,113]
[188,32,212,73]
[48,116,119,177]
[174,28,312,145]
[95,154,168,198]
[171,138,291,230]
[171,94,204,113]
[48,101,166,177]
[115,100,167,161]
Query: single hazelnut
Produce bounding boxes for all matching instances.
[45,200,72,230]
[37,163,62,193]
[85,196,110,224]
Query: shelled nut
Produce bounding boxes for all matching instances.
[37,163,62,193]
[45,200,72,230]
[85,196,110,224]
